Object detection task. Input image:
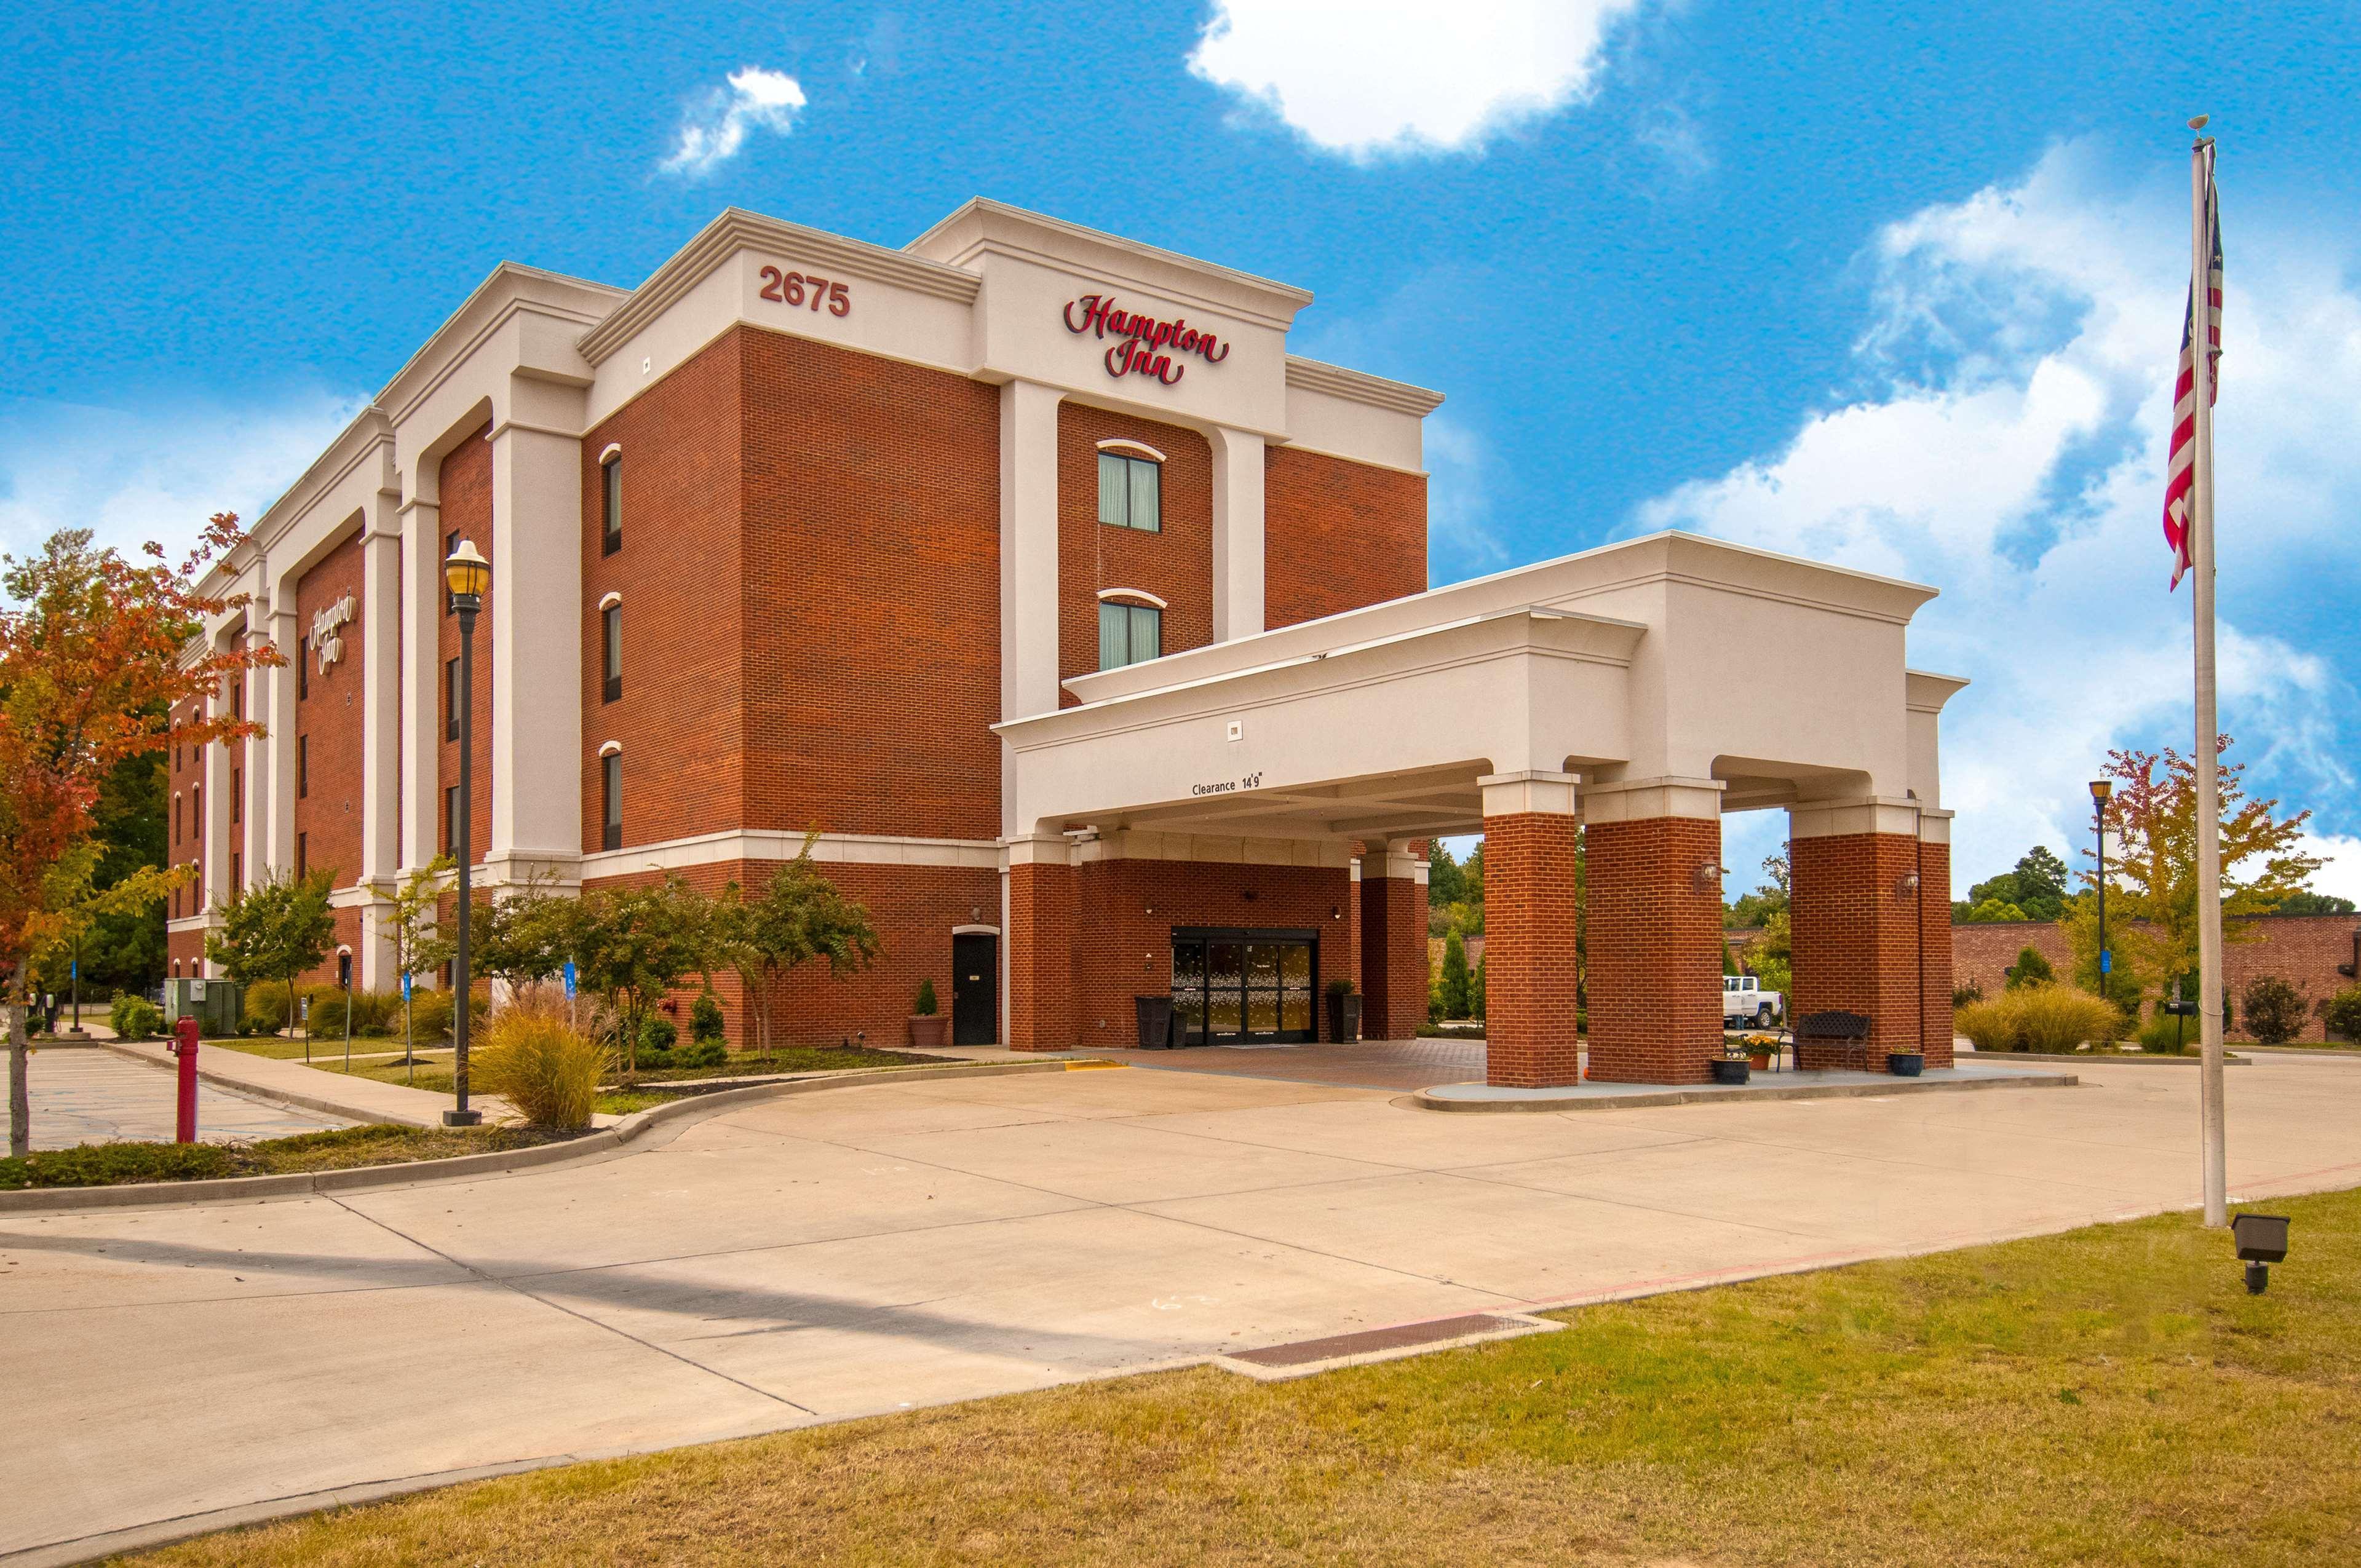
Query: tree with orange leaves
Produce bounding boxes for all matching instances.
[2,517,278,1154]
[2074,737,2322,1010]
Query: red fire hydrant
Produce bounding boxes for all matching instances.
[172,1015,200,1144]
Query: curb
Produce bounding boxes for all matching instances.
[1966,1050,2249,1066]
[0,1059,1093,1214]
[94,1040,448,1128]
[1409,1069,2078,1114]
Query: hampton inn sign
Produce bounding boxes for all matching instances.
[1062,293,1232,385]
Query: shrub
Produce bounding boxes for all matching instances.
[1951,981,1985,1008]
[2321,988,2361,1045]
[472,1009,612,1129]
[1325,976,1357,997]
[641,1014,678,1054]
[243,980,293,1036]
[2239,975,2309,1045]
[2004,947,2055,990]
[674,1037,728,1071]
[2138,1013,2193,1054]
[109,995,162,1041]
[2012,986,2125,1053]
[913,978,938,1016]
[691,990,726,1043]
[403,988,455,1043]
[1954,997,2020,1052]
[304,986,399,1038]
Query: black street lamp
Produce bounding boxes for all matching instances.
[442,539,490,1128]
[2090,778,2113,998]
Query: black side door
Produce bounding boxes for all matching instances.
[951,933,998,1046]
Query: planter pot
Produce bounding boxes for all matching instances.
[907,1015,948,1050]
[1886,1051,1925,1078]
[1326,994,1362,1043]
[1710,1058,1750,1085]
[1747,1051,1772,1071]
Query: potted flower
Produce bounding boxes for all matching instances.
[1742,1032,1778,1072]
[1325,976,1361,1042]
[908,979,948,1049]
[1710,1041,1750,1085]
[1885,1048,1925,1077]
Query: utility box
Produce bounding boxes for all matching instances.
[163,976,242,1037]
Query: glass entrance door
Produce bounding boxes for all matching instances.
[1171,929,1317,1045]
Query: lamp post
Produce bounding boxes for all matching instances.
[442,539,490,1128]
[2090,778,2113,1000]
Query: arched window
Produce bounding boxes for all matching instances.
[600,446,623,556]
[1097,592,1164,671]
[1096,446,1161,533]
[600,742,622,850]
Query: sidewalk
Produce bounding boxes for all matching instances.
[101,1039,462,1128]
[6,1045,350,1151]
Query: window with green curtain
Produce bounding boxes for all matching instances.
[1098,601,1162,670]
[1095,451,1161,531]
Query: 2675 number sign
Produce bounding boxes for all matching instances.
[759,266,851,316]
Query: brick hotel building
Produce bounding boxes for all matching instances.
[168,200,1966,1087]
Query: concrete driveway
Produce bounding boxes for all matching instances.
[7,1053,2360,1564]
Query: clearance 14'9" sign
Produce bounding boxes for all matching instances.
[1062,295,1230,386]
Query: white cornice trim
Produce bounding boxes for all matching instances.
[1285,355,1445,416]
[1095,438,1167,461]
[378,268,619,426]
[582,829,1002,878]
[578,208,981,366]
[1097,587,1169,609]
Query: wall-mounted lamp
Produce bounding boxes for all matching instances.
[1144,903,1154,915]
[970,905,982,924]
[1330,905,1342,920]
[1897,871,1922,897]
[1692,863,1726,893]
[1242,889,1259,902]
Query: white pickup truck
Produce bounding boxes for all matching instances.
[1723,975,1784,1028]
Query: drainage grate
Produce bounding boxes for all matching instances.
[1229,1313,1529,1368]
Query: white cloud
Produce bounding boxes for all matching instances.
[1188,0,1645,159]
[659,66,806,178]
[0,392,365,570]
[1634,141,2361,892]
[2303,834,2361,906]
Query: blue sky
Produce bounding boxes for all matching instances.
[6,1,2357,898]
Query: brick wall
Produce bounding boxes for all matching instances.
[295,528,367,892]
[1790,833,1938,1070]
[1059,405,1212,702]
[1264,446,1427,629]
[437,421,494,868]
[1069,858,1353,1050]
[1359,871,1428,1040]
[1587,815,1723,1084]
[581,330,744,853]
[740,328,1004,841]
[1007,861,1076,1050]
[1954,913,2361,1042]
[1483,812,1582,1087]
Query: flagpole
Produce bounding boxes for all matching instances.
[2188,122,2228,1227]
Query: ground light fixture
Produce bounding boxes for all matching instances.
[442,538,490,1128]
[2232,1213,2289,1294]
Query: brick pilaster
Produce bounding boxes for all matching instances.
[1586,815,1724,1084]
[1359,862,1426,1040]
[1483,811,1584,1087]
[1006,857,1076,1051]
[1790,830,1940,1070]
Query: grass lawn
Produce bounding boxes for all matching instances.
[613,1043,944,1085]
[1,1123,582,1190]
[212,1036,447,1063]
[115,1186,2361,1566]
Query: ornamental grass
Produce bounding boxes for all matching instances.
[472,1000,612,1129]
[1954,984,2124,1053]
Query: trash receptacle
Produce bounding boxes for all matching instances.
[1134,994,1177,1050]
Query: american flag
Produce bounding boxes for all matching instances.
[2163,155,2222,590]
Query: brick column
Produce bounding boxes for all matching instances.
[1481,772,1583,1087]
[1359,843,1426,1040]
[1585,778,1726,1085]
[1789,798,1950,1071]
[1004,834,1076,1051]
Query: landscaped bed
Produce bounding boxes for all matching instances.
[613,1043,944,1085]
[0,1123,584,1190]
[114,1184,2361,1566]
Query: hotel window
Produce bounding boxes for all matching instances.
[231,769,241,823]
[231,851,241,890]
[193,785,202,839]
[297,735,308,799]
[1097,451,1161,533]
[601,751,622,851]
[295,833,307,879]
[601,603,622,702]
[601,454,622,555]
[298,638,309,700]
[445,657,462,741]
[1098,601,1162,671]
[444,786,461,855]
[173,794,181,846]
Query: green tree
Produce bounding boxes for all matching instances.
[379,857,450,1068]
[31,748,169,997]
[206,868,338,1054]
[713,844,883,1052]
[1470,954,1485,1020]
[1744,909,1792,996]
[1438,931,1470,1019]
[566,877,720,1071]
[1726,852,1790,929]
[416,871,573,990]
[1426,842,1464,908]
[2004,945,2055,990]
[2268,890,2357,916]
[1959,897,2031,924]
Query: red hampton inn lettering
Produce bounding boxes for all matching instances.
[1062,294,1229,385]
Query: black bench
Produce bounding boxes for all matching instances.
[1793,1010,1872,1072]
